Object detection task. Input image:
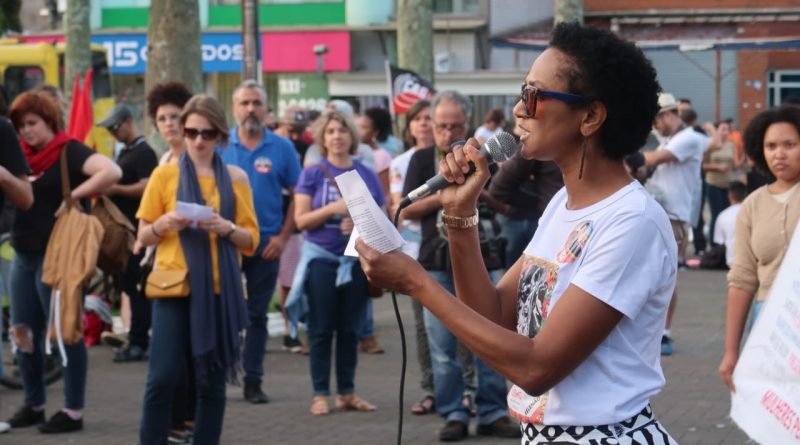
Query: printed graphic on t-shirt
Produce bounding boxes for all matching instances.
[321,177,343,229]
[517,256,559,338]
[254,156,273,174]
[556,220,593,264]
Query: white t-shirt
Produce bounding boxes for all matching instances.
[508,181,677,426]
[714,203,741,268]
[646,127,706,224]
[389,147,422,258]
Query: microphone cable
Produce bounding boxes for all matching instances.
[390,205,407,445]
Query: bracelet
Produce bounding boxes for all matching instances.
[440,208,479,229]
[151,223,164,238]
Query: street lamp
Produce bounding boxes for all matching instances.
[313,44,329,75]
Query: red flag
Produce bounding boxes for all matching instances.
[67,68,94,142]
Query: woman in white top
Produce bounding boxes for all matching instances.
[356,22,678,444]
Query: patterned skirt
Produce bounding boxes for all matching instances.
[521,405,677,445]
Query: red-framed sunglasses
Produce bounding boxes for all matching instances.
[520,84,590,118]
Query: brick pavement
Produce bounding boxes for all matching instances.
[0,270,752,444]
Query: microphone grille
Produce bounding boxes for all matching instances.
[485,131,519,162]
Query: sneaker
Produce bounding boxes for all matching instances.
[476,416,522,438]
[661,335,674,356]
[438,420,468,442]
[38,411,83,434]
[359,336,385,354]
[282,335,303,353]
[243,380,270,404]
[113,344,148,362]
[101,331,128,348]
[168,429,191,444]
[0,421,10,433]
[7,405,45,428]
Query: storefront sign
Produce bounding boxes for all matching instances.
[277,73,329,116]
[262,31,349,73]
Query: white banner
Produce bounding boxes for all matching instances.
[731,221,800,444]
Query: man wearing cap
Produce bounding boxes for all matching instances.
[221,80,302,404]
[644,93,708,356]
[98,104,158,362]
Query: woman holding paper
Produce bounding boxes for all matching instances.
[719,106,800,391]
[292,109,384,416]
[136,94,259,445]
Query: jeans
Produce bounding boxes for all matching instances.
[9,252,87,409]
[125,252,151,349]
[140,298,226,445]
[306,259,369,395]
[707,184,730,245]
[357,299,375,339]
[241,239,280,384]
[412,299,433,394]
[497,214,538,267]
[425,270,508,426]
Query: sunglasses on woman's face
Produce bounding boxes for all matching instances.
[520,84,590,118]
[183,127,220,141]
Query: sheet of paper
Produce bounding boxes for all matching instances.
[176,201,214,227]
[335,170,404,257]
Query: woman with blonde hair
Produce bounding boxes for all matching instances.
[136,94,259,444]
[290,110,383,415]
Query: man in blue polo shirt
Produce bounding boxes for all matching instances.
[221,80,301,404]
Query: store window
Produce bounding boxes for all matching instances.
[433,0,481,14]
[768,70,800,107]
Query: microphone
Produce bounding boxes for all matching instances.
[399,131,519,210]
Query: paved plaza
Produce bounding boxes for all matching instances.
[0,269,753,444]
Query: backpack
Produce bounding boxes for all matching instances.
[91,195,135,294]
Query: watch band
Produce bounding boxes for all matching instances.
[222,222,237,239]
[440,209,479,229]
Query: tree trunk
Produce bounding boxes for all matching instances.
[241,0,259,81]
[397,0,434,84]
[64,0,91,105]
[554,0,584,25]
[145,0,203,96]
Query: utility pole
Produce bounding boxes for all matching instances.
[397,0,434,84]
[145,0,203,97]
[554,0,584,25]
[241,0,260,82]
[64,0,91,105]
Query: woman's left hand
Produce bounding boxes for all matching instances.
[355,238,426,295]
[197,214,232,236]
[340,217,354,235]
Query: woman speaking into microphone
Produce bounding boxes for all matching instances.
[356,22,678,444]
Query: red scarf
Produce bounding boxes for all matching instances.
[20,131,73,175]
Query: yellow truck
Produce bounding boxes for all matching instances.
[0,39,116,157]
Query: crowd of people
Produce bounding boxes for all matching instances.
[0,20,797,445]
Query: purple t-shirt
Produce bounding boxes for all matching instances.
[295,158,386,255]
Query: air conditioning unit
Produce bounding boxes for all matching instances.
[435,51,452,73]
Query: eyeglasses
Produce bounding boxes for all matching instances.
[433,122,466,133]
[183,127,220,141]
[520,84,590,118]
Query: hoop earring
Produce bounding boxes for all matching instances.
[578,138,588,180]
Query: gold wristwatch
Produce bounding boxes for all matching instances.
[440,209,479,229]
[222,222,237,239]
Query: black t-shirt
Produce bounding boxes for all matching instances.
[111,137,158,225]
[12,141,93,255]
[0,118,31,213]
[402,146,441,269]
[488,156,563,220]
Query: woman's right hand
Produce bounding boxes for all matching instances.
[438,139,491,216]
[719,351,739,392]
[157,212,192,234]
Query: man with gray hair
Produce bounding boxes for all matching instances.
[401,91,520,441]
[220,80,302,403]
